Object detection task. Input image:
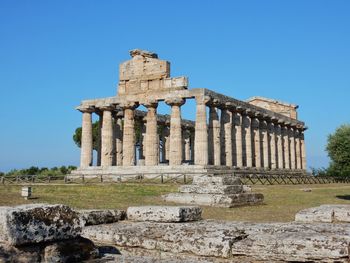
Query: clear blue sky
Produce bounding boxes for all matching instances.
[0,0,349,172]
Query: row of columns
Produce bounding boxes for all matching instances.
[80,97,306,170]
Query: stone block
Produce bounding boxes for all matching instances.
[0,204,82,246]
[192,175,242,186]
[78,209,126,226]
[126,206,202,222]
[321,205,350,223]
[163,193,264,208]
[179,184,243,194]
[295,206,333,223]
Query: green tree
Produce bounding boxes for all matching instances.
[326,124,350,176]
[73,121,100,151]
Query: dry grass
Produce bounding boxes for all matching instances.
[1,183,350,222]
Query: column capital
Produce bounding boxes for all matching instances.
[141,99,158,108]
[165,97,185,106]
[77,105,95,113]
[195,95,211,105]
[120,101,139,110]
[98,105,115,112]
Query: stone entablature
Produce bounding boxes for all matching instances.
[247,96,298,119]
[76,49,307,171]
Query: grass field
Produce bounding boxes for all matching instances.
[1,183,350,222]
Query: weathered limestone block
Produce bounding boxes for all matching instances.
[126,206,202,222]
[79,209,126,226]
[179,185,243,195]
[0,204,82,246]
[295,206,333,223]
[164,193,264,208]
[192,175,242,186]
[83,220,350,262]
[295,204,350,223]
[83,221,243,258]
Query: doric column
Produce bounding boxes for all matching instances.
[289,127,296,170]
[166,97,185,166]
[100,106,114,166]
[295,129,302,169]
[183,129,191,162]
[208,105,221,165]
[143,101,159,166]
[138,120,146,162]
[300,130,307,170]
[252,117,261,168]
[97,112,103,166]
[234,111,243,167]
[243,112,253,167]
[114,114,123,166]
[261,119,269,169]
[221,108,233,166]
[194,96,209,165]
[268,122,277,169]
[276,123,283,169]
[122,102,137,166]
[79,107,94,167]
[190,131,195,162]
[282,125,290,169]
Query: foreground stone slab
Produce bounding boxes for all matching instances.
[127,206,202,222]
[0,204,82,246]
[295,204,350,223]
[164,193,264,207]
[83,220,350,262]
[79,209,126,226]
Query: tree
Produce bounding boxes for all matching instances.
[326,124,350,176]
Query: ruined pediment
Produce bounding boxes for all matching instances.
[118,49,188,96]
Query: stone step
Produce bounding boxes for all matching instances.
[126,206,202,222]
[192,175,242,186]
[163,192,264,208]
[179,184,243,194]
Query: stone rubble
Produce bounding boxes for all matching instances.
[295,204,350,223]
[126,206,202,222]
[164,175,264,207]
[78,209,126,226]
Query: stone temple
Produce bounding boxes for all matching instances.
[73,49,307,179]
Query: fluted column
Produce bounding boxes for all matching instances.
[138,120,146,161]
[261,120,269,168]
[234,111,243,167]
[289,127,296,170]
[300,130,307,170]
[166,97,185,165]
[144,101,159,166]
[194,97,209,165]
[101,106,114,166]
[252,117,261,168]
[97,112,103,166]
[79,107,94,167]
[122,103,137,166]
[184,130,191,162]
[243,113,253,167]
[268,122,277,169]
[283,125,290,169]
[208,106,221,165]
[295,129,302,169]
[276,123,283,169]
[221,109,233,166]
[114,115,123,166]
[190,131,195,163]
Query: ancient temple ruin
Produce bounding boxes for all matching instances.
[73,49,307,178]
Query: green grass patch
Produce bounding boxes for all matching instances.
[1,183,350,222]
